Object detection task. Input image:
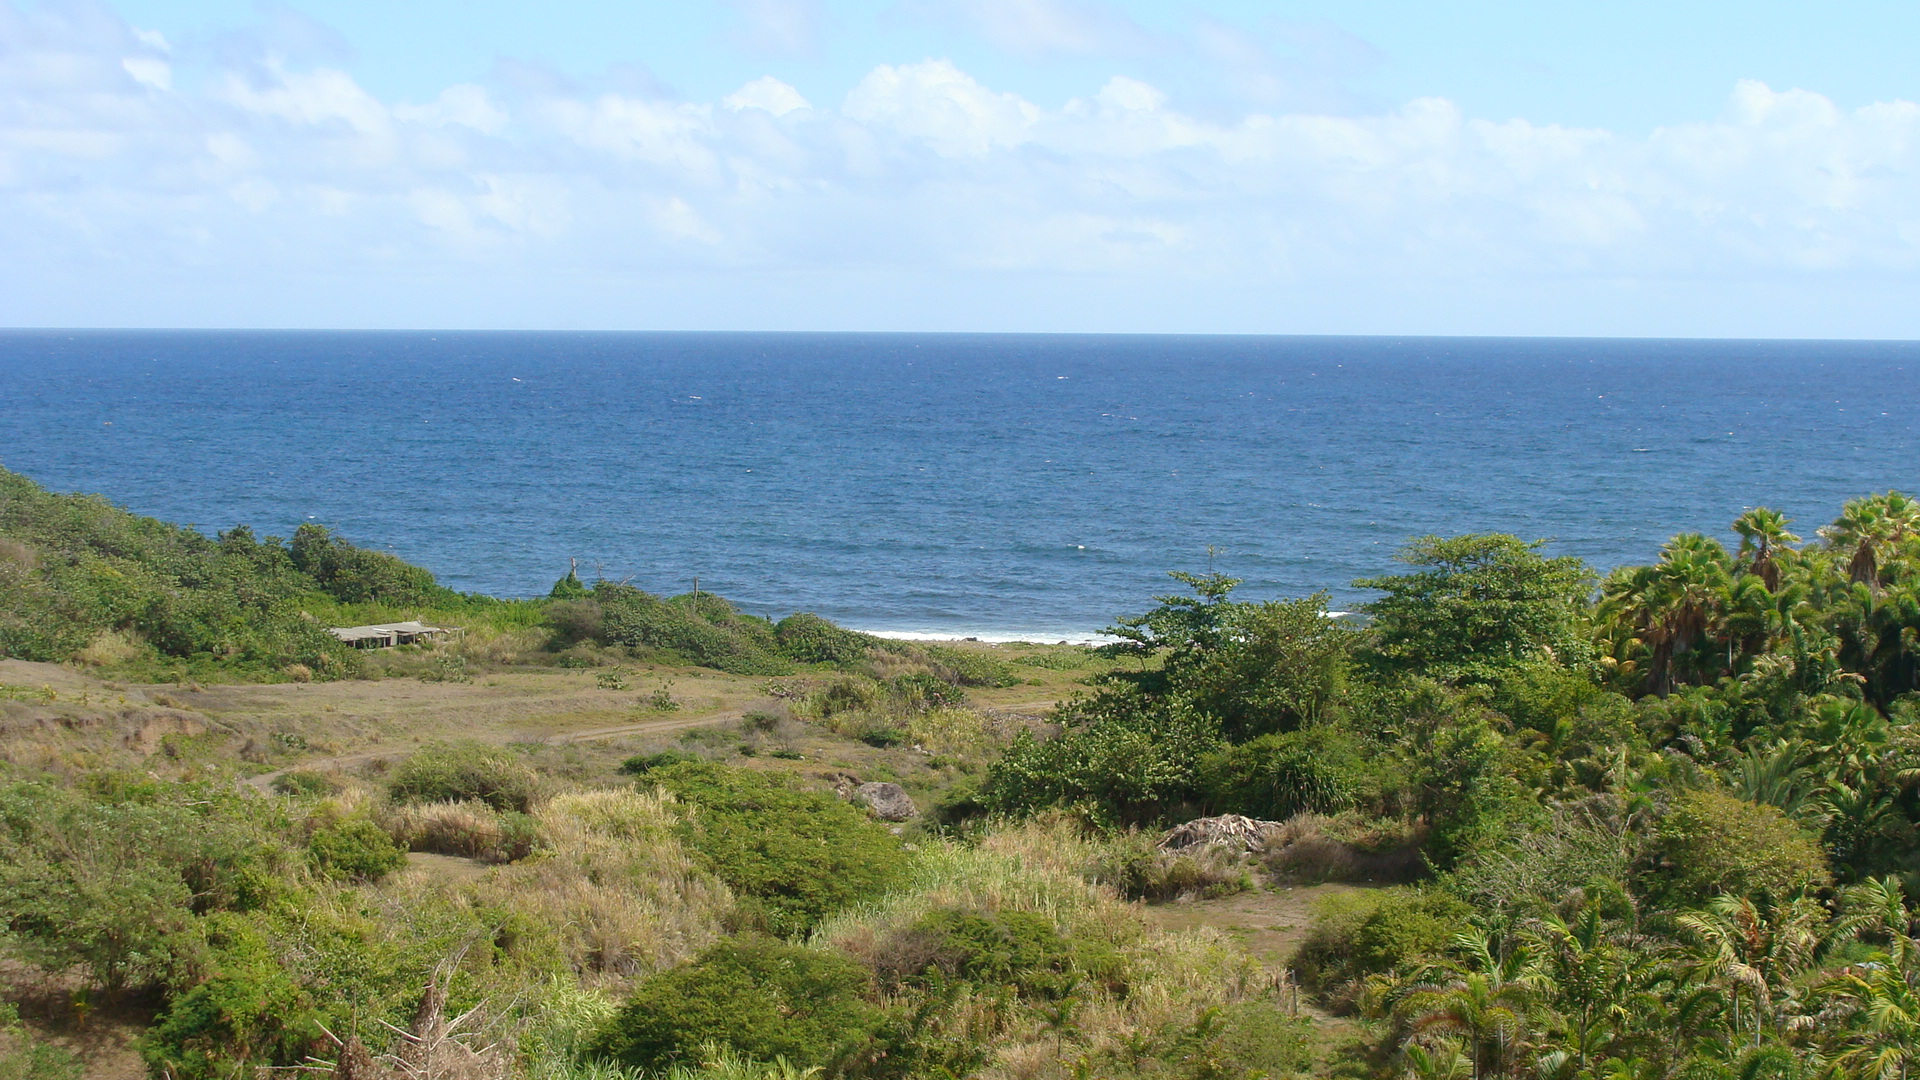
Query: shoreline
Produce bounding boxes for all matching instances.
[854,628,1119,646]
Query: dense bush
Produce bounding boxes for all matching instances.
[0,467,471,676]
[288,523,444,606]
[138,914,328,1080]
[545,598,605,646]
[1649,788,1832,903]
[386,741,543,813]
[0,779,284,991]
[871,907,1115,999]
[1290,887,1475,996]
[592,584,793,675]
[591,937,884,1074]
[981,666,1238,826]
[774,612,878,664]
[270,770,339,797]
[1200,724,1371,820]
[1355,534,1595,683]
[306,817,405,882]
[383,799,539,862]
[648,762,909,936]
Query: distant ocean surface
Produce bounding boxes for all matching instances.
[4,331,1919,640]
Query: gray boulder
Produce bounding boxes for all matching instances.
[856,781,918,822]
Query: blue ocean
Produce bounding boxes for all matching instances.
[3,331,1918,639]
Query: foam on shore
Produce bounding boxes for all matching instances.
[855,628,1119,646]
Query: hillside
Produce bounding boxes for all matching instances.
[8,472,1920,1080]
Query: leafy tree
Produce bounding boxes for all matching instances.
[288,523,443,605]
[1105,577,1357,737]
[1356,534,1595,684]
[1200,724,1371,821]
[1649,790,1830,905]
[980,694,1219,825]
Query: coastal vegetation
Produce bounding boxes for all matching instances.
[8,467,1920,1079]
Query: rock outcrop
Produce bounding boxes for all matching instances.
[856,781,918,821]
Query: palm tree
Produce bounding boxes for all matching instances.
[1599,535,1735,695]
[1734,509,1801,591]
[1385,933,1543,1079]
[1526,907,1669,1071]
[1398,973,1532,1079]
[1819,492,1920,591]
[1677,894,1831,1046]
[1729,740,1826,824]
[1818,966,1920,1080]
[1401,1040,1474,1080]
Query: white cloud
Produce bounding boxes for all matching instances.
[1,1,1919,332]
[844,60,1041,155]
[121,56,170,90]
[394,84,509,135]
[723,76,810,116]
[221,65,391,136]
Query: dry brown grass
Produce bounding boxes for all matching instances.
[473,789,732,985]
[73,629,146,667]
[818,817,1271,1080]
[383,800,517,860]
[1261,812,1426,884]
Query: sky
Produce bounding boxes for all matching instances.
[3,0,1919,336]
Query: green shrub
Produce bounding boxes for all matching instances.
[1201,725,1369,821]
[887,673,965,712]
[648,762,909,936]
[774,613,876,665]
[619,749,701,775]
[980,700,1219,826]
[920,646,1020,688]
[386,742,542,813]
[1291,887,1474,997]
[0,780,284,991]
[1650,789,1831,903]
[859,727,908,749]
[808,676,886,719]
[138,914,327,1080]
[0,468,366,675]
[877,908,1121,998]
[1447,803,1636,926]
[594,585,792,676]
[591,938,884,1074]
[289,523,444,606]
[270,770,337,798]
[307,818,405,882]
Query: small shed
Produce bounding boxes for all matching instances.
[327,621,453,649]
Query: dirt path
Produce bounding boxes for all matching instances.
[1143,880,1378,1030]
[240,706,750,792]
[1145,882,1365,973]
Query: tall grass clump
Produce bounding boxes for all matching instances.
[478,789,733,982]
[387,741,543,813]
